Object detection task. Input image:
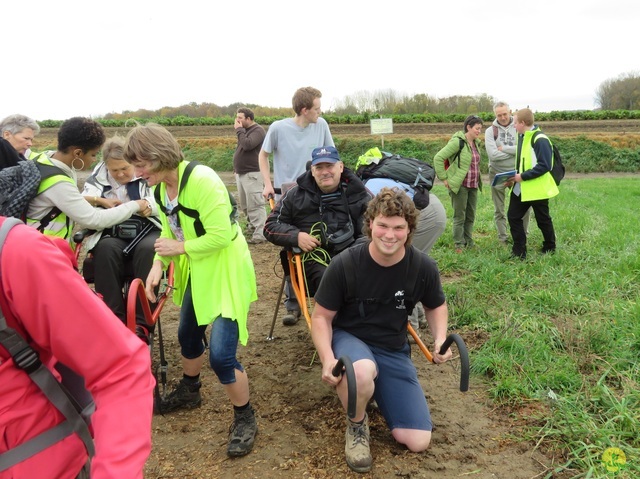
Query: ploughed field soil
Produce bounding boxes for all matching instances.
[33,119,640,149]
[164,119,640,138]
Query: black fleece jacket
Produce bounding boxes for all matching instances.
[264,167,372,253]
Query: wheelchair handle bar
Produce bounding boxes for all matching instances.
[73,228,95,244]
[407,326,470,392]
[332,356,357,419]
[439,333,470,392]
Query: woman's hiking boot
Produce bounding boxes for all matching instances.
[345,414,372,473]
[154,379,202,414]
[227,405,257,457]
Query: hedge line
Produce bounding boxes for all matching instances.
[37,109,640,128]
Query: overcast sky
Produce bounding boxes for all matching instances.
[2,0,637,121]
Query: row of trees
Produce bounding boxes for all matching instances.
[330,90,496,115]
[595,71,640,110]
[105,102,292,121]
[100,72,638,120]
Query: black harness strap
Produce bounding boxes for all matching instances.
[33,161,69,233]
[154,161,238,238]
[342,242,423,318]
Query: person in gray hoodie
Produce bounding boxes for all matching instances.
[485,101,530,244]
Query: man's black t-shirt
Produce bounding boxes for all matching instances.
[314,242,445,350]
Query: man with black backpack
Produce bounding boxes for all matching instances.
[506,108,559,259]
[311,187,452,473]
[485,102,531,244]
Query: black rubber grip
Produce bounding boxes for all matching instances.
[332,356,357,419]
[439,333,470,392]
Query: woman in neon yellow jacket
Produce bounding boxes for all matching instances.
[123,123,258,458]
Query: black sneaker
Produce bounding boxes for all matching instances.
[154,379,202,414]
[227,406,257,457]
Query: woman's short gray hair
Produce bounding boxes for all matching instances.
[0,114,40,135]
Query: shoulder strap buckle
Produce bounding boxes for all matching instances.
[13,345,42,374]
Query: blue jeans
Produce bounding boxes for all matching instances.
[332,329,432,431]
[178,283,244,384]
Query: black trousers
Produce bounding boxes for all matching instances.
[92,231,160,329]
[507,191,556,257]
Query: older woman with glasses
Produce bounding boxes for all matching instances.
[82,135,161,343]
[123,123,258,457]
[433,115,484,252]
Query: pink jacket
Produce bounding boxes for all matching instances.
[0,219,154,479]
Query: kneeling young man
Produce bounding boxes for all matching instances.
[311,187,452,473]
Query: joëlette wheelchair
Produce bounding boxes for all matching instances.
[73,225,175,401]
[265,186,470,416]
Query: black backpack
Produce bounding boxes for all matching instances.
[356,152,435,209]
[532,131,565,185]
[0,155,67,225]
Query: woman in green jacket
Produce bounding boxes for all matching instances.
[123,124,259,458]
[433,115,484,251]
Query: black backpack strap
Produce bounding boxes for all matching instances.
[530,130,555,167]
[341,243,367,318]
[402,246,423,314]
[154,161,237,239]
[0,219,94,471]
[32,161,70,232]
[451,138,465,168]
[153,161,205,236]
[36,206,64,233]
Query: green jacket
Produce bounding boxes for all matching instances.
[433,131,483,194]
[155,161,257,345]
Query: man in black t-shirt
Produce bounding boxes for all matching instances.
[311,187,452,473]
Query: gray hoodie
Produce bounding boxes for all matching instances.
[484,118,517,173]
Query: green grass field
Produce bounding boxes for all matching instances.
[188,132,638,477]
[428,176,639,478]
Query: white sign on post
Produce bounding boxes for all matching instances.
[370,118,393,135]
[370,118,393,148]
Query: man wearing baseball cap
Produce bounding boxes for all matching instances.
[264,146,371,324]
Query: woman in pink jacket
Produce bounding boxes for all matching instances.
[0,218,154,479]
